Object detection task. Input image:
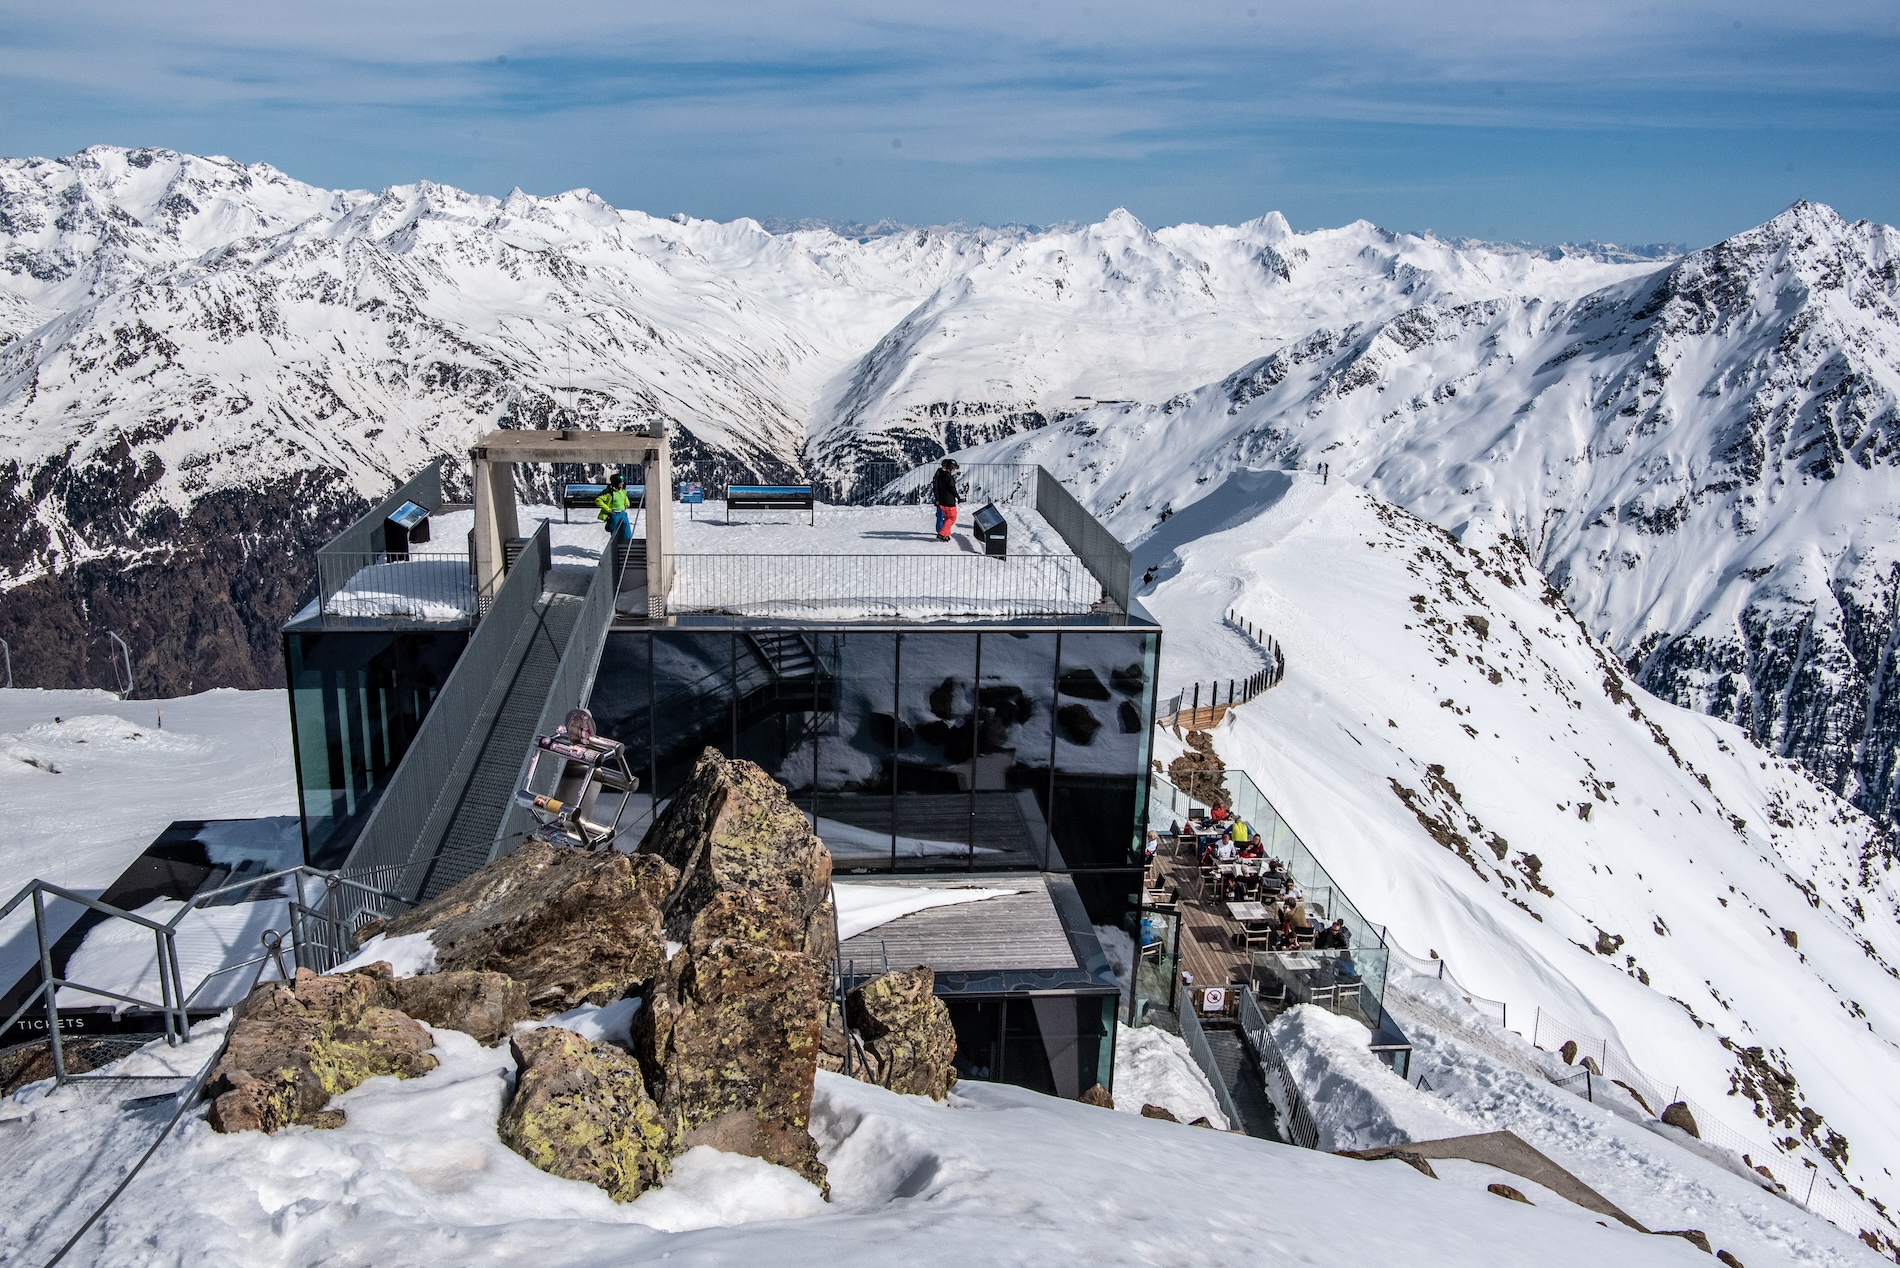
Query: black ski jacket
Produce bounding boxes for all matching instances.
[932,468,961,507]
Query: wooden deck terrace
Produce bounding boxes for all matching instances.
[1144,839,1369,1027]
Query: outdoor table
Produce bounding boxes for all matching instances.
[1259,951,1331,1004]
[1226,901,1272,924]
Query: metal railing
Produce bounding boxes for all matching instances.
[316,550,475,619]
[1157,611,1285,727]
[1175,996,1244,1133]
[1523,1005,1882,1233]
[1240,985,1320,1148]
[668,552,1102,619]
[315,460,445,612]
[337,522,553,907]
[1382,939,1888,1239]
[0,863,409,1267]
[863,462,1042,508]
[492,540,626,854]
[0,866,407,1065]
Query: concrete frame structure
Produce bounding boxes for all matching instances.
[469,425,673,610]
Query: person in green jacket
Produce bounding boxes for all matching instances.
[596,474,632,540]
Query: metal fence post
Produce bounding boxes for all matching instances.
[154,927,177,1046]
[108,631,134,699]
[34,888,66,1080]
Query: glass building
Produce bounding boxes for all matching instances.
[284,450,1161,1100]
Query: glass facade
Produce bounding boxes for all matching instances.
[943,993,1116,1097]
[589,621,1156,906]
[283,628,469,867]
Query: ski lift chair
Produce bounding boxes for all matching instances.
[515,709,639,851]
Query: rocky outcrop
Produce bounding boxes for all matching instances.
[844,967,958,1100]
[1167,730,1230,809]
[221,751,852,1203]
[632,749,836,1191]
[363,840,677,1012]
[638,938,829,1188]
[499,1026,671,1202]
[206,966,437,1133]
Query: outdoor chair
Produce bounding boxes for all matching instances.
[1307,983,1337,1009]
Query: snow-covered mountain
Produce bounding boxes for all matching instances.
[951,204,1900,828]
[5,146,1899,836]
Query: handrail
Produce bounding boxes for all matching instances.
[0,864,409,1071]
[1157,609,1285,726]
[668,551,1101,619]
[491,540,625,856]
[1176,998,1243,1133]
[1240,986,1320,1148]
[338,520,554,907]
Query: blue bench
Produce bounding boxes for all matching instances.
[562,483,644,523]
[726,483,815,524]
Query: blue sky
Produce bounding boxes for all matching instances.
[1,0,1895,246]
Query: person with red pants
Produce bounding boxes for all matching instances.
[932,458,961,540]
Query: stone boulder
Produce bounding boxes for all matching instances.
[642,748,834,966]
[382,969,528,1046]
[630,750,837,1191]
[637,937,829,1190]
[1661,1101,1701,1138]
[363,840,678,1012]
[499,1026,671,1202]
[844,967,958,1100]
[206,967,436,1133]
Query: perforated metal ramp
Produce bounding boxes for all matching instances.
[410,591,585,901]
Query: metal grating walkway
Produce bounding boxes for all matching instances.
[411,592,584,901]
[1203,1025,1282,1140]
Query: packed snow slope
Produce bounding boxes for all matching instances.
[0,688,295,892]
[3,1026,1766,1268]
[1133,470,1900,1229]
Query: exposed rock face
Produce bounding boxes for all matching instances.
[382,969,528,1046]
[499,1026,671,1202]
[844,967,958,1100]
[1140,1104,1180,1122]
[1080,1084,1115,1109]
[206,966,436,1133]
[632,749,835,1191]
[365,840,677,1012]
